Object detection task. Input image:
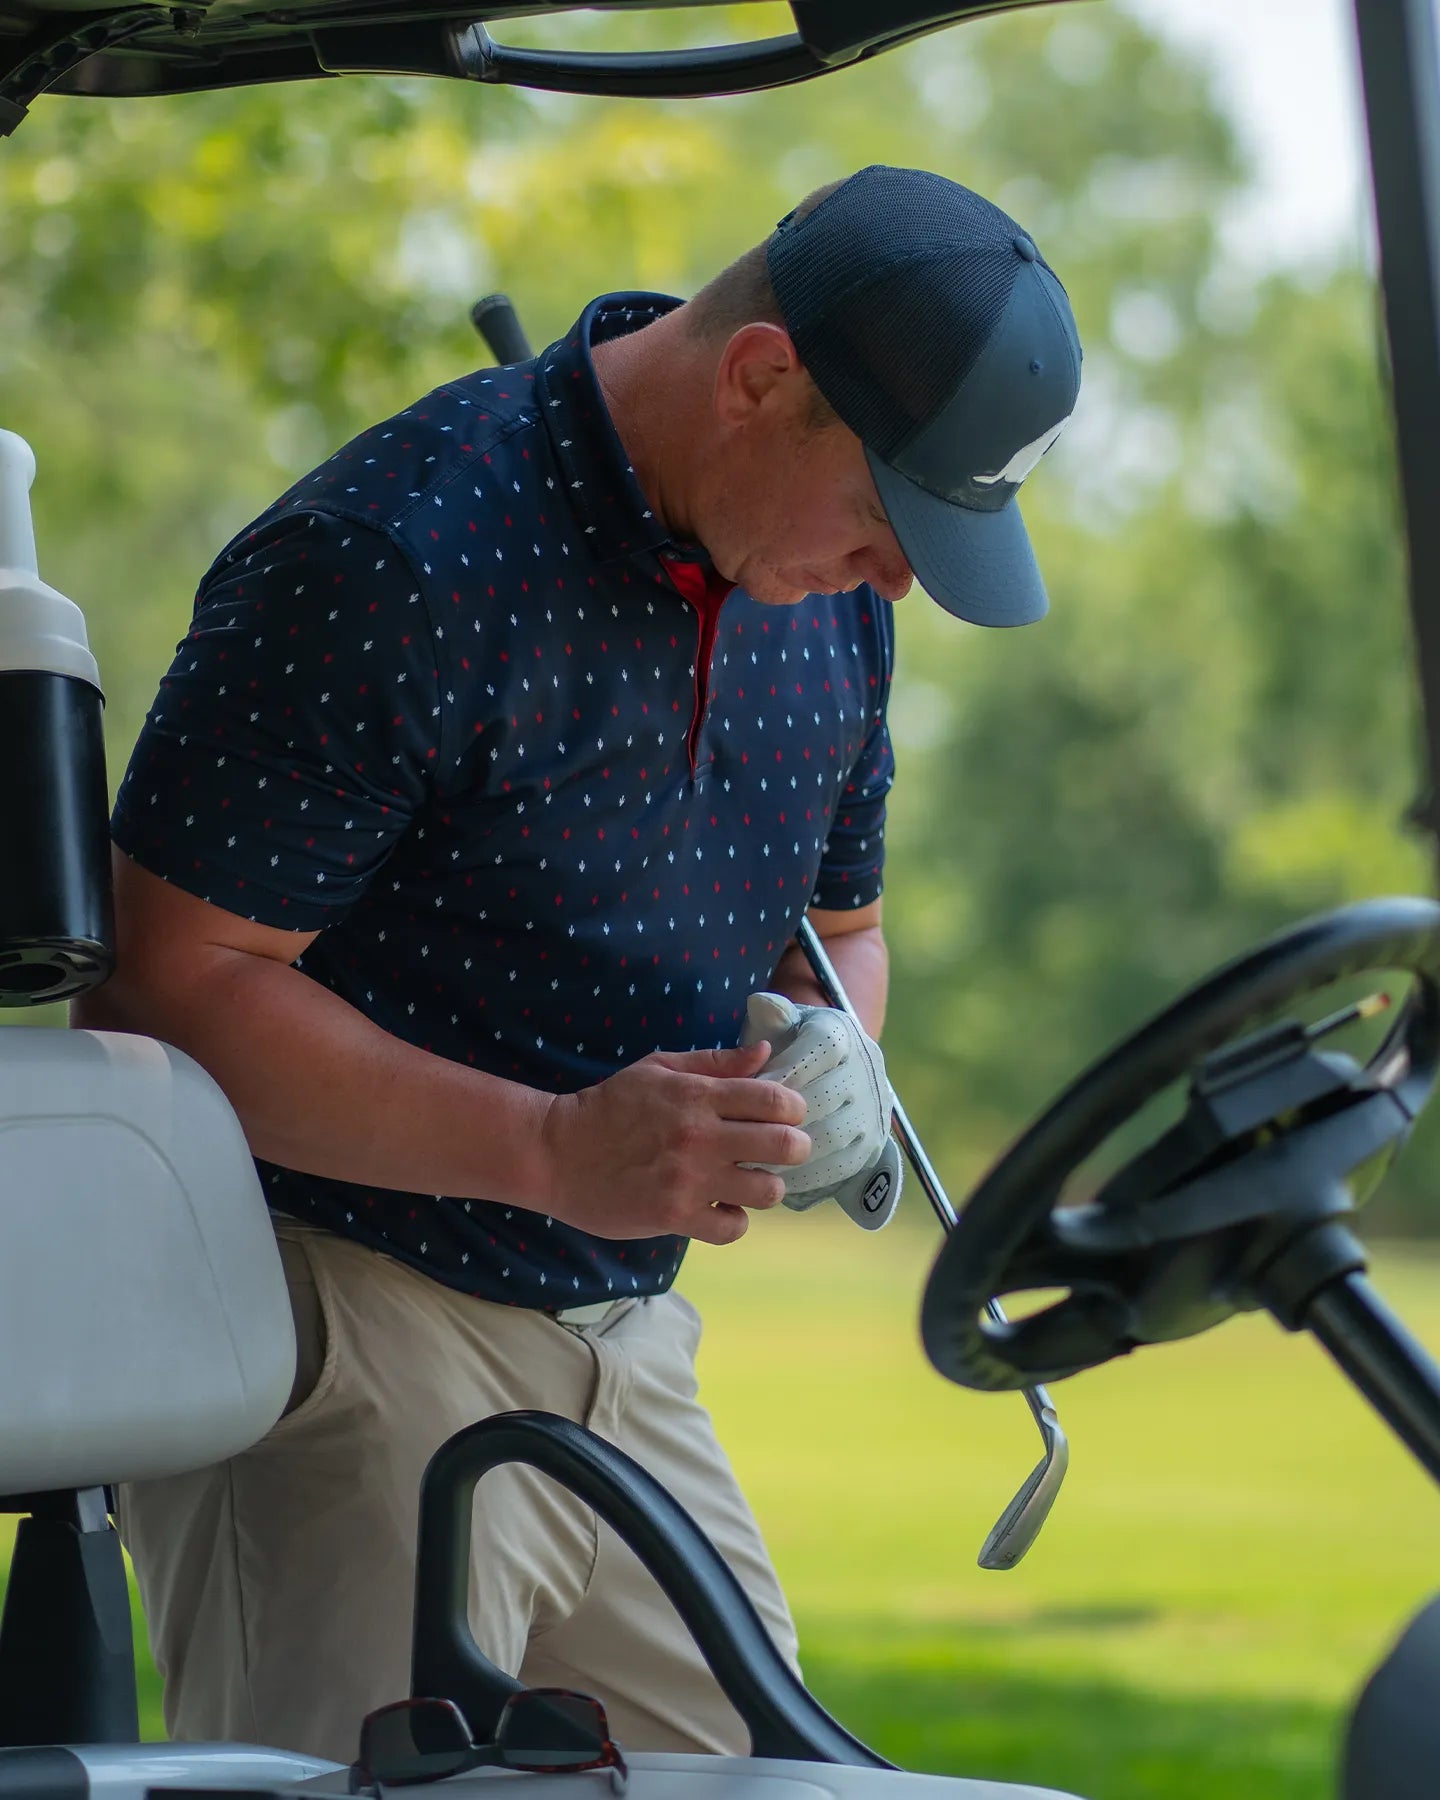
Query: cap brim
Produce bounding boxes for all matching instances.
[868,450,1049,627]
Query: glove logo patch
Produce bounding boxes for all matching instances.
[862,1170,892,1213]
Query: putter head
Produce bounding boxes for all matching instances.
[976,1407,1068,1571]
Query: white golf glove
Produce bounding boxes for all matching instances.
[739,991,902,1230]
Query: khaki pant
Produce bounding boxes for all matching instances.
[117,1222,799,1766]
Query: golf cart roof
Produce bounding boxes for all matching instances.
[0,2,1036,124]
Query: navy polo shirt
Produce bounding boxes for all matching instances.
[112,292,896,1308]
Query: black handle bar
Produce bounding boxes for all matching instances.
[412,1410,892,1768]
[455,2,997,100]
[457,27,821,99]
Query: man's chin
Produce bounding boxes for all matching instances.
[745,582,809,607]
[730,561,835,605]
[755,572,836,605]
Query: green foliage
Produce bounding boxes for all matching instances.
[2,1,1434,1223]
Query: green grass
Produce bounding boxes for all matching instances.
[8,1217,1440,1798]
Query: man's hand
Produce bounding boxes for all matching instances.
[538,1042,811,1245]
[738,992,902,1230]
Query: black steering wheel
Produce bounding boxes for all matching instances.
[921,897,1440,1392]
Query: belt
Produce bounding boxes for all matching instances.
[551,1298,627,1327]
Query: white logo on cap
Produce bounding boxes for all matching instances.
[974,417,1069,488]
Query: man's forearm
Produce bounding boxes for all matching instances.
[73,952,555,1207]
[770,922,888,1038]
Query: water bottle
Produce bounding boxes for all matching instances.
[0,428,114,1004]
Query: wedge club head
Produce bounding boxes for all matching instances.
[976,1396,1068,1570]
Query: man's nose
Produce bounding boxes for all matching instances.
[853,524,914,600]
[868,553,914,603]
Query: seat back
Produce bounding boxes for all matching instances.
[0,1027,294,1495]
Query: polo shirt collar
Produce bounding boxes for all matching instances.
[534,291,684,566]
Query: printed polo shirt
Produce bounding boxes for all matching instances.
[112,292,897,1309]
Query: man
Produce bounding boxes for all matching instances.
[76,164,1080,1763]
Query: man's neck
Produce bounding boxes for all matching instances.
[591,312,709,549]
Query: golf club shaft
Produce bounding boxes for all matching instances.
[793,917,1062,1437]
[793,918,958,1232]
[472,294,1065,1551]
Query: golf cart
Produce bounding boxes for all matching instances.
[6,0,1440,1795]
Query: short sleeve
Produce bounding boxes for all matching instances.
[112,509,441,930]
[811,597,896,911]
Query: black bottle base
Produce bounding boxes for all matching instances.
[0,669,114,1005]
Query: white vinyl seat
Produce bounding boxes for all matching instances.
[0,1026,295,1496]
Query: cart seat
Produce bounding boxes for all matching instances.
[0,1025,294,1495]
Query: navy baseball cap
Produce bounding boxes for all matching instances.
[766,165,1082,626]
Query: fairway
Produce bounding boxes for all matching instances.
[7,1217,1438,1800]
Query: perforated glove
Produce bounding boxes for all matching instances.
[739,991,902,1230]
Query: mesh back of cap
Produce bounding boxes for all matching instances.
[768,168,1026,458]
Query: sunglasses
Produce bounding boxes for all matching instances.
[350,1690,628,1794]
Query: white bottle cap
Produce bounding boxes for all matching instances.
[0,428,102,691]
[0,430,39,577]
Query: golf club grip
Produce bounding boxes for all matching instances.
[471,293,534,365]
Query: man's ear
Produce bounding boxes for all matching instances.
[713,322,804,427]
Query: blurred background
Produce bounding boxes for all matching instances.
[3,1,1438,1794]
